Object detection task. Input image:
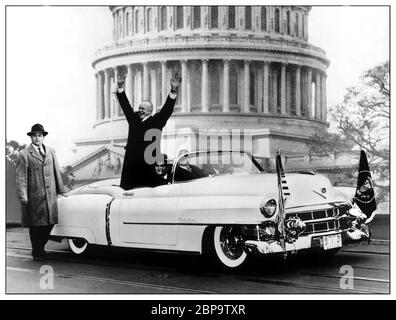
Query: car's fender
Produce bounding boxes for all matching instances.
[333,186,355,202]
[55,193,114,246]
[51,225,96,243]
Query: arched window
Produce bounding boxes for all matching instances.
[176,6,184,29]
[210,63,220,105]
[126,12,130,35]
[147,8,152,32]
[295,12,299,36]
[261,7,267,31]
[210,6,218,29]
[274,8,280,33]
[193,7,201,29]
[135,10,140,33]
[249,71,255,105]
[191,62,202,107]
[311,82,316,118]
[228,6,236,29]
[245,6,252,30]
[117,12,122,38]
[113,14,117,40]
[286,11,291,35]
[161,6,167,30]
[230,65,238,105]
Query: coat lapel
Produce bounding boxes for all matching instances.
[28,144,44,163]
[43,145,51,165]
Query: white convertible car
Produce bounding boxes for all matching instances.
[52,150,370,268]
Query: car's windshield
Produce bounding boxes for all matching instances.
[173,151,263,183]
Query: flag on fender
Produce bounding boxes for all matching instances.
[353,150,377,219]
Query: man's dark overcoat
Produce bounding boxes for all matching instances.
[116,91,176,189]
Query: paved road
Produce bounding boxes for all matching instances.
[6,215,389,294]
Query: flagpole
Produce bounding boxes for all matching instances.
[276,150,286,252]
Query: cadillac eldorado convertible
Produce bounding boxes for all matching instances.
[52,150,371,268]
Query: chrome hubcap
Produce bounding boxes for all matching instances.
[220,227,244,260]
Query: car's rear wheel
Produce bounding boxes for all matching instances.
[68,238,88,255]
[212,226,247,269]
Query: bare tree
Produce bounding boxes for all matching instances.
[310,61,389,201]
[6,140,26,165]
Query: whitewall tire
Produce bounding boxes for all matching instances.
[68,238,88,255]
[212,226,247,269]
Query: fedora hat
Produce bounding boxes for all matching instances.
[27,123,48,136]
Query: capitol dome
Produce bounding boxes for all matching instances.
[72,6,330,180]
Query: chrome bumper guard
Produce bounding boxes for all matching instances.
[244,224,370,255]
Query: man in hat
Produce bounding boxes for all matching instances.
[115,68,181,190]
[15,124,66,261]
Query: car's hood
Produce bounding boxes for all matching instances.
[180,172,349,208]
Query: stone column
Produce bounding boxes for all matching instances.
[150,68,157,112]
[95,73,100,120]
[104,69,111,118]
[263,61,270,113]
[181,59,188,112]
[243,60,250,113]
[184,6,189,29]
[113,67,121,116]
[273,71,278,113]
[201,59,209,112]
[222,59,230,112]
[304,15,308,40]
[98,71,104,119]
[126,64,134,106]
[113,12,116,41]
[315,71,321,120]
[202,6,209,29]
[280,63,287,114]
[321,73,327,122]
[161,61,167,103]
[295,65,301,116]
[142,62,149,101]
[307,68,312,117]
[122,8,126,38]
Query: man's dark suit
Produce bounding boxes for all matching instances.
[116,91,176,190]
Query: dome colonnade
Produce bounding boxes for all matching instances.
[95,58,327,121]
[90,6,329,156]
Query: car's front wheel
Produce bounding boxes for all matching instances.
[212,226,247,269]
[68,238,88,255]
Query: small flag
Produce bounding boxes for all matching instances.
[276,152,290,249]
[353,150,377,219]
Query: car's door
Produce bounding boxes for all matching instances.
[117,183,181,246]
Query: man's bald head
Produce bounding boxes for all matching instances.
[137,101,153,119]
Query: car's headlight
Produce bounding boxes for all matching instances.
[260,199,277,218]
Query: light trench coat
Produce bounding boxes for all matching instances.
[15,144,65,227]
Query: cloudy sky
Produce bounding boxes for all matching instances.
[6,5,389,166]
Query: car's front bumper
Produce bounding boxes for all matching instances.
[244,225,370,255]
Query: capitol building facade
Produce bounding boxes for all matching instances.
[72,5,330,181]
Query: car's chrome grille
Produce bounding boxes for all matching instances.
[286,205,350,235]
[302,219,339,235]
[287,207,338,222]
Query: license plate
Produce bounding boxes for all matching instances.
[323,234,342,250]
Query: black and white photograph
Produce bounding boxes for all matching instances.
[4,1,390,301]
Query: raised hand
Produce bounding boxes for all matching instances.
[116,66,128,89]
[170,69,182,91]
